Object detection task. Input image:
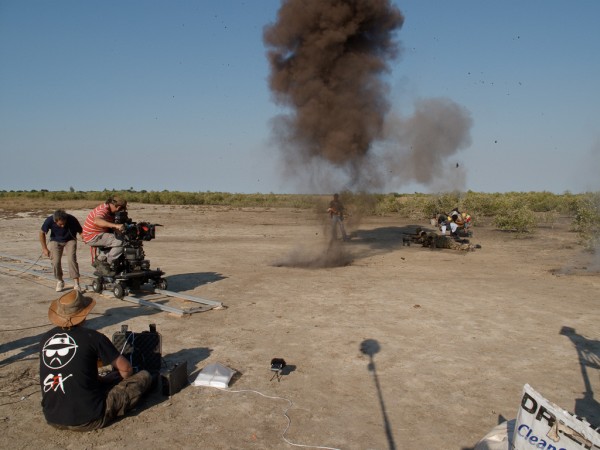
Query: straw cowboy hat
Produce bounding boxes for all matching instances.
[48,290,96,328]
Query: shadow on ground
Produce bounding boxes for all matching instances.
[351,225,425,251]
[560,326,600,428]
[165,272,227,291]
[360,338,397,450]
[0,304,160,367]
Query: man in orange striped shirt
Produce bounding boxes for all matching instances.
[82,197,127,271]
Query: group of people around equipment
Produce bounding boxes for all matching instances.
[36,194,480,432]
[435,209,472,237]
[38,196,129,293]
[38,196,153,430]
[325,194,478,252]
[419,208,478,251]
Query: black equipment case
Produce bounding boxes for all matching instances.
[112,324,162,374]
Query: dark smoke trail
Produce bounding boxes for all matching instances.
[264,0,404,189]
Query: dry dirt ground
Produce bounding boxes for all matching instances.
[0,203,598,450]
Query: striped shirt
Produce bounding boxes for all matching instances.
[82,203,114,243]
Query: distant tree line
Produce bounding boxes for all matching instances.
[1,189,598,247]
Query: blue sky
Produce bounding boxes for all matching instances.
[1,0,599,194]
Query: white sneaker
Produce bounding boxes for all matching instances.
[74,284,84,292]
[56,280,65,292]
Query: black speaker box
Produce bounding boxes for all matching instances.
[161,361,188,396]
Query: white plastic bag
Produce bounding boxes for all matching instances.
[192,362,235,389]
[474,420,515,450]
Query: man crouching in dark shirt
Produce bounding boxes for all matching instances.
[39,290,152,430]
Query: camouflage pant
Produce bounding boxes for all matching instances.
[48,370,152,431]
[420,233,475,251]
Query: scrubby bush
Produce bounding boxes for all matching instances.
[394,194,432,219]
[339,192,383,216]
[493,200,537,233]
[524,191,561,212]
[572,193,600,249]
[556,191,581,216]
[0,189,597,239]
[462,191,505,217]
[373,194,401,215]
[536,210,560,228]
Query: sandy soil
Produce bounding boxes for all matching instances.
[0,203,598,450]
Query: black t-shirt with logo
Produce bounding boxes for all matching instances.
[39,326,120,426]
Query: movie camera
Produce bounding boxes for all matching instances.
[91,210,168,299]
[115,210,158,246]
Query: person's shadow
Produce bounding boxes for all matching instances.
[360,339,397,450]
[0,303,161,367]
[560,326,600,428]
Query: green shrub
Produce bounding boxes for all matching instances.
[0,190,596,235]
[536,210,559,228]
[572,193,600,248]
[524,191,561,212]
[373,194,401,215]
[462,191,504,217]
[493,202,537,233]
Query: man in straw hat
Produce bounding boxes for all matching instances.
[39,290,152,430]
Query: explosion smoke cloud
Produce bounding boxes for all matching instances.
[264,0,473,193]
[382,98,473,192]
[264,0,404,188]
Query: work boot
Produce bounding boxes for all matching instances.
[94,261,115,277]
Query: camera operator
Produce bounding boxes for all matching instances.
[82,196,127,275]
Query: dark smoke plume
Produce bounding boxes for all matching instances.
[264,1,473,193]
[264,0,404,188]
[265,1,474,268]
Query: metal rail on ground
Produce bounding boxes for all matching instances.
[0,253,225,316]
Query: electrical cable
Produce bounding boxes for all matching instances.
[214,386,341,450]
[2,253,43,277]
[0,252,60,291]
[0,245,88,291]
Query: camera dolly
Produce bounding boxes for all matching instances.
[91,210,168,299]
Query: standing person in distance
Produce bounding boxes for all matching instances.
[328,193,349,241]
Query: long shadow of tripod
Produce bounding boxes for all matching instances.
[560,326,600,428]
[360,339,397,450]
